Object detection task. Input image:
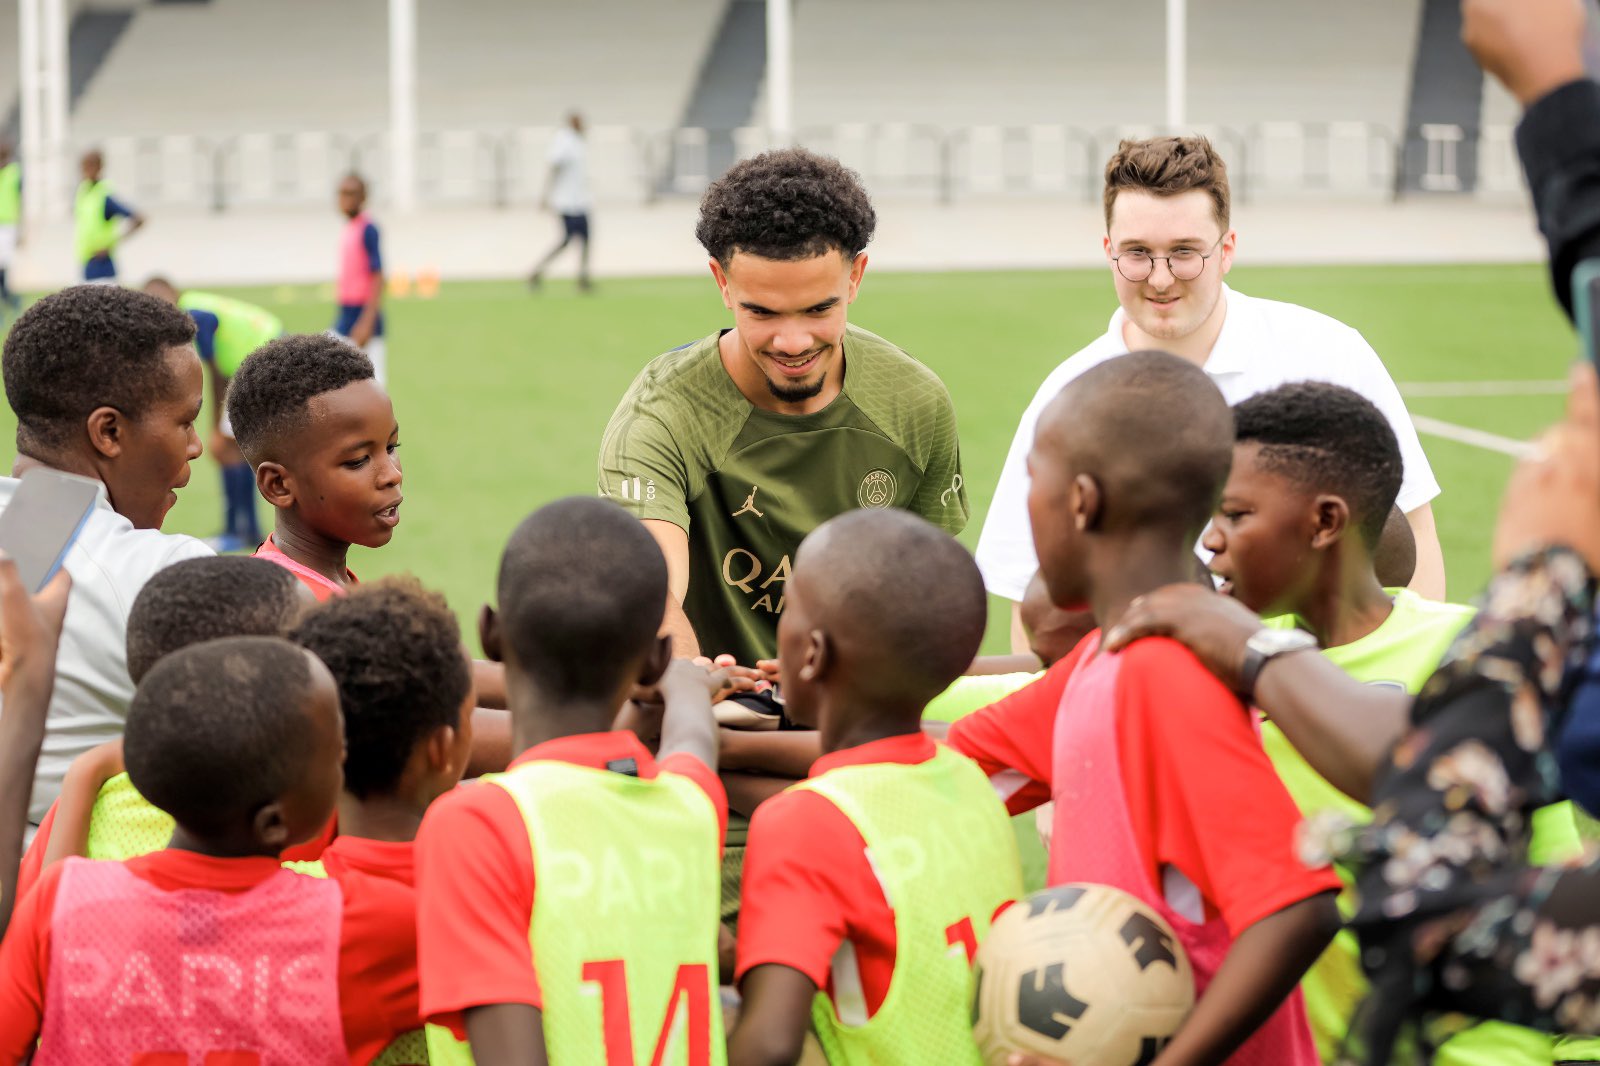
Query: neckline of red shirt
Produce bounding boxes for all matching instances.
[323,835,415,884]
[255,533,356,598]
[506,730,662,777]
[810,731,937,778]
[122,849,284,892]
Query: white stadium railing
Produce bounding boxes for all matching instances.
[73,121,1522,212]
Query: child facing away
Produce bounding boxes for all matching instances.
[0,636,420,1063]
[727,508,1023,1066]
[947,351,1342,1066]
[414,497,729,1064]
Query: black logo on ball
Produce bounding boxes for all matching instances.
[1016,962,1089,1040]
[1119,912,1178,971]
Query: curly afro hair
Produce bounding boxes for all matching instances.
[126,556,306,683]
[3,285,197,456]
[1232,382,1402,549]
[226,333,374,467]
[290,576,470,800]
[695,147,876,266]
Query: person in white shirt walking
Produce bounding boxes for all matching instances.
[976,136,1445,652]
[529,111,593,292]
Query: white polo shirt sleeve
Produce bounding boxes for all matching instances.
[974,341,1120,601]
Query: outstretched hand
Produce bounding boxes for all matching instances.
[1493,362,1600,574]
[0,556,71,697]
[1102,583,1263,692]
[1462,0,1587,106]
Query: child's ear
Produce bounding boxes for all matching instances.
[424,722,462,781]
[85,406,124,460]
[478,605,504,663]
[253,800,290,851]
[637,633,672,688]
[1311,495,1350,551]
[256,462,294,511]
[798,629,830,684]
[1072,474,1103,532]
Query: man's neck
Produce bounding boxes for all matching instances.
[1088,533,1207,637]
[336,792,423,844]
[1293,547,1394,650]
[273,514,353,587]
[718,328,845,417]
[1121,289,1229,367]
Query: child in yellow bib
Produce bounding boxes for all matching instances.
[414,498,731,1065]
[728,510,1023,1066]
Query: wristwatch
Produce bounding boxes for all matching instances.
[1238,628,1318,703]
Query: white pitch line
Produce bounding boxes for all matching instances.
[1411,414,1536,458]
[1399,380,1568,398]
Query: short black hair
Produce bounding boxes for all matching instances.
[696,148,876,266]
[796,509,987,709]
[1233,382,1402,548]
[3,285,197,455]
[496,497,666,702]
[226,333,374,467]
[290,576,470,800]
[125,637,318,836]
[1051,350,1234,535]
[126,556,306,683]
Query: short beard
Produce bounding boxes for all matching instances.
[765,372,827,404]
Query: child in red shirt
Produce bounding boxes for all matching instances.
[0,636,418,1064]
[946,351,1341,1066]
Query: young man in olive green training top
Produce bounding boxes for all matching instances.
[1207,382,1593,1066]
[598,147,968,675]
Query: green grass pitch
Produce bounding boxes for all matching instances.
[0,262,1576,656]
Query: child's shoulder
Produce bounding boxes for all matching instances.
[1118,635,1230,685]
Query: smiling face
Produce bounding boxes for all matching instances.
[281,379,403,548]
[1104,189,1234,344]
[1203,442,1318,617]
[711,249,866,413]
[104,344,205,530]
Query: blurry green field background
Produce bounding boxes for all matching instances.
[0,262,1576,656]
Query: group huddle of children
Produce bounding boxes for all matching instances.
[0,303,1569,1066]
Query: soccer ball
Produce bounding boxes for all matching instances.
[971,883,1195,1066]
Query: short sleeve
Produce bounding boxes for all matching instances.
[598,409,692,530]
[660,752,729,846]
[102,194,133,221]
[735,788,865,989]
[944,644,1084,815]
[907,386,968,535]
[190,310,219,363]
[1118,639,1341,934]
[1346,331,1440,513]
[362,223,383,274]
[415,781,541,1032]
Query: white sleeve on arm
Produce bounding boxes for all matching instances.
[1348,331,1441,513]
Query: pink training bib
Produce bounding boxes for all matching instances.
[1049,648,1319,1066]
[338,212,377,307]
[36,858,346,1066]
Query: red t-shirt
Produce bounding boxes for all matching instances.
[735,731,939,1019]
[415,731,727,1037]
[946,634,1340,934]
[319,833,414,887]
[0,849,419,1065]
[254,533,357,602]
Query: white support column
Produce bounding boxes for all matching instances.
[1165,0,1187,130]
[387,0,417,211]
[41,0,67,217]
[766,0,792,145]
[17,0,42,224]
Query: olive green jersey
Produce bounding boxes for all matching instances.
[599,325,967,665]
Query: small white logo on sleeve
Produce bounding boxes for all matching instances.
[940,473,964,508]
[858,469,896,509]
[619,477,656,502]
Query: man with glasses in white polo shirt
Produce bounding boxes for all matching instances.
[976,136,1443,652]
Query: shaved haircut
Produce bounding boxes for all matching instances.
[1048,350,1234,536]
[795,509,987,709]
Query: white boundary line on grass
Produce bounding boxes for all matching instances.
[1411,415,1536,459]
[1399,380,1567,398]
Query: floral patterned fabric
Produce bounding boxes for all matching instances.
[1321,548,1597,1064]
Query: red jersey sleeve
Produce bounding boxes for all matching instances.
[0,861,63,1062]
[414,781,540,1037]
[1117,639,1341,935]
[735,788,869,990]
[659,752,730,848]
[945,639,1087,815]
[336,870,422,1064]
[14,801,54,904]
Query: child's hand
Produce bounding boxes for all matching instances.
[688,653,768,704]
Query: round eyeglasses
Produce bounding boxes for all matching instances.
[1111,235,1225,283]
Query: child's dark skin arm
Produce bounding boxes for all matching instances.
[44,739,125,868]
[472,659,508,709]
[466,707,513,778]
[719,730,820,777]
[722,771,794,819]
[727,964,817,1066]
[1152,891,1341,1066]
[464,1003,548,1066]
[658,660,721,770]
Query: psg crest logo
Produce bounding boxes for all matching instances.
[858,469,896,509]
